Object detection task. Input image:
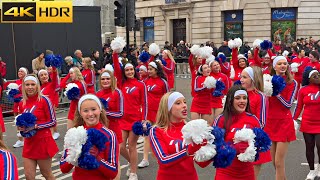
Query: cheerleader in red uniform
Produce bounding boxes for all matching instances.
[293,68,320,179]
[12,67,28,148]
[0,76,5,136]
[60,94,119,180]
[38,68,60,140]
[140,61,169,168]
[113,53,147,179]
[191,64,212,123]
[252,48,275,74]
[60,67,87,129]
[162,50,176,90]
[292,49,309,93]
[81,57,96,94]
[0,131,18,180]
[307,51,320,71]
[149,92,208,180]
[216,52,231,78]
[247,50,255,66]
[240,66,271,178]
[18,75,58,179]
[209,60,229,119]
[213,85,261,180]
[264,56,298,180]
[231,47,248,82]
[188,53,205,97]
[138,65,148,82]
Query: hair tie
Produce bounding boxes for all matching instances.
[234,90,247,97]
[168,92,184,111]
[24,76,38,84]
[149,62,158,69]
[243,67,254,81]
[309,70,318,78]
[273,56,287,68]
[78,94,102,112]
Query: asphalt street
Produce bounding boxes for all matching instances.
[2,78,315,180]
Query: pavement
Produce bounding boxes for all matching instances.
[2,77,316,180]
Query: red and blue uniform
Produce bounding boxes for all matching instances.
[149,121,206,180]
[49,69,60,108]
[162,58,175,89]
[292,56,309,90]
[60,74,87,120]
[210,72,229,109]
[18,95,59,159]
[307,61,320,71]
[293,84,320,133]
[13,79,23,114]
[0,149,18,180]
[190,76,212,114]
[41,67,58,108]
[214,112,261,180]
[96,88,124,143]
[231,48,244,81]
[60,123,119,180]
[252,48,274,74]
[264,78,297,142]
[82,68,95,94]
[188,54,205,97]
[145,77,169,122]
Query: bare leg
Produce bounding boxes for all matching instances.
[128,131,139,173]
[275,142,289,180]
[23,158,37,180]
[120,130,130,162]
[38,158,55,180]
[190,112,200,120]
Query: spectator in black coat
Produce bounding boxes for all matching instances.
[218,41,231,57]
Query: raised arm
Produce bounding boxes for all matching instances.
[231,48,240,70]
[112,53,123,88]
[253,48,262,67]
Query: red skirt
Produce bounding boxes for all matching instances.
[13,102,19,113]
[108,119,123,144]
[211,96,223,108]
[23,130,59,159]
[52,92,59,108]
[264,117,296,142]
[67,100,78,120]
[119,114,141,131]
[191,99,212,114]
[147,110,157,123]
[252,150,272,165]
[215,159,254,180]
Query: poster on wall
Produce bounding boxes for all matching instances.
[224,11,243,40]
[271,8,297,45]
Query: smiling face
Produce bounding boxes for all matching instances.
[196,57,202,64]
[210,61,220,73]
[162,51,168,59]
[263,57,271,64]
[39,71,49,83]
[233,94,248,114]
[240,71,253,90]
[70,71,76,80]
[24,80,37,96]
[202,64,211,76]
[100,76,111,89]
[148,66,157,77]
[274,59,288,75]
[125,66,135,79]
[18,69,27,79]
[80,100,101,127]
[170,97,188,120]
[239,59,247,68]
[309,71,320,85]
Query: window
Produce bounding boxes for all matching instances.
[143,17,154,44]
[271,8,297,44]
[224,10,243,40]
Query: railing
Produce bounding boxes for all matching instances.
[175,62,191,79]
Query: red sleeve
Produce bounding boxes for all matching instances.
[150,55,154,62]
[18,101,23,114]
[112,53,123,89]
[78,81,87,95]
[162,79,169,93]
[140,82,148,120]
[0,151,19,180]
[36,96,56,129]
[231,48,240,71]
[86,70,95,87]
[293,87,305,120]
[276,80,298,109]
[49,67,58,91]
[105,89,124,118]
[149,127,188,168]
[163,59,174,73]
[1,62,6,77]
[60,149,75,173]
[188,54,194,72]
[221,75,229,94]
[253,48,262,67]
[60,73,70,89]
[267,49,275,58]
[253,92,268,128]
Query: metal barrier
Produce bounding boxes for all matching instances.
[1,91,14,113]
[175,62,191,79]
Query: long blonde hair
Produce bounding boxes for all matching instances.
[251,66,264,92]
[99,70,116,92]
[71,67,84,82]
[83,57,94,70]
[21,75,41,106]
[163,50,176,64]
[270,64,293,83]
[155,92,171,131]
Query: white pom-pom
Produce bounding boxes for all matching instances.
[91,61,96,65]
[111,36,126,53]
[105,64,114,73]
[64,83,79,96]
[294,120,299,132]
[7,83,19,90]
[253,39,263,49]
[203,76,217,89]
[263,74,273,97]
[228,40,236,49]
[230,65,235,79]
[290,62,299,73]
[149,43,160,56]
[194,143,217,162]
[181,119,214,145]
[64,126,88,165]
[234,128,257,162]
[234,38,243,48]
[282,50,289,57]
[198,46,213,59]
[190,45,200,56]
[206,55,216,65]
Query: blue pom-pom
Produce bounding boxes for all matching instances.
[8,89,20,99]
[213,81,226,97]
[139,52,150,63]
[16,112,37,138]
[213,142,236,168]
[78,129,108,170]
[260,40,271,50]
[253,128,271,153]
[13,96,22,103]
[271,75,286,96]
[132,121,152,136]
[45,54,53,67]
[66,87,80,100]
[304,66,313,74]
[233,80,241,85]
[99,98,108,110]
[51,55,63,68]
[218,54,227,63]
[211,126,225,148]
[268,41,273,49]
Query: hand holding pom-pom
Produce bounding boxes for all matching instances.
[233,128,257,162]
[132,121,152,136]
[139,52,150,63]
[228,40,236,49]
[252,128,271,153]
[212,81,225,97]
[260,40,272,50]
[64,83,80,100]
[234,38,243,48]
[203,76,217,89]
[213,142,236,168]
[181,119,214,145]
[253,39,263,49]
[190,45,200,56]
[271,75,286,96]
[16,112,37,138]
[111,36,126,53]
[198,46,213,59]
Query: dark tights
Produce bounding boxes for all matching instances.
[303,133,320,170]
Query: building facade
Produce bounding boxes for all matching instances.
[116,0,320,47]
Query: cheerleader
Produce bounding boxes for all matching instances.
[0,131,18,179]
[247,50,255,66]
[264,56,298,180]
[209,60,229,119]
[138,65,148,82]
[231,48,248,82]
[60,94,119,180]
[113,53,147,179]
[190,64,212,123]
[12,67,28,148]
[81,57,96,94]
[292,49,309,92]
[307,51,320,71]
[18,75,58,179]
[139,61,169,168]
[240,66,271,178]
[213,85,261,180]
[162,50,176,90]
[293,68,320,180]
[188,52,205,97]
[60,67,87,129]
[149,92,208,180]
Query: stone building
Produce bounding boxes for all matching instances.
[116,0,320,47]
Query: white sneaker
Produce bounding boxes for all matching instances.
[128,173,138,180]
[137,159,149,168]
[137,136,144,144]
[52,132,60,140]
[13,140,24,148]
[126,168,131,177]
[306,170,316,180]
